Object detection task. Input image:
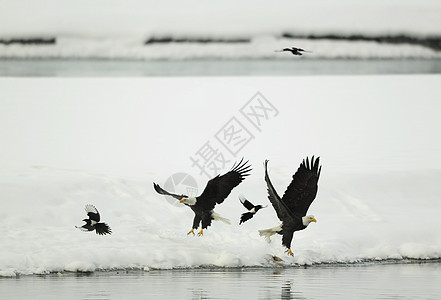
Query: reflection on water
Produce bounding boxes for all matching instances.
[1,262,441,299]
[1,59,440,77]
[281,281,294,299]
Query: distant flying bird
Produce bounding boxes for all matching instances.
[276,47,312,56]
[154,159,252,236]
[239,194,267,225]
[259,157,321,256]
[76,204,112,235]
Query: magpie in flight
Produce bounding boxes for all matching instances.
[276,47,312,56]
[76,204,112,235]
[239,194,267,225]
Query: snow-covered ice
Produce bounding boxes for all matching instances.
[0,0,440,60]
[1,36,440,60]
[0,76,440,276]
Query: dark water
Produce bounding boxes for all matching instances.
[1,59,441,77]
[1,262,440,299]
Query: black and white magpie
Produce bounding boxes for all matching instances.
[276,47,312,56]
[76,204,112,235]
[239,194,267,225]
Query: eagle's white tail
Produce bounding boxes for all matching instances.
[211,212,231,224]
[258,224,283,243]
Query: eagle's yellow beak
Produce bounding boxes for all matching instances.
[312,218,317,222]
[179,199,185,203]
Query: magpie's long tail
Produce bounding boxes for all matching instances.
[95,222,112,235]
[239,212,254,225]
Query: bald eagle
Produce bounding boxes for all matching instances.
[153,159,252,236]
[258,157,321,256]
[75,204,112,235]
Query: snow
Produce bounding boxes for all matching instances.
[1,37,440,60]
[1,75,441,276]
[0,1,440,60]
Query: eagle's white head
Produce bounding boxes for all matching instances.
[179,197,197,206]
[302,215,317,226]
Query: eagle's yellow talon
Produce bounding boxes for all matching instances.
[285,248,294,256]
[197,229,203,236]
[187,228,195,236]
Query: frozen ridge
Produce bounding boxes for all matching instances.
[2,258,441,278]
[1,167,441,277]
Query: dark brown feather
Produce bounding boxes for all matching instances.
[197,158,251,210]
[281,156,321,217]
[153,182,188,200]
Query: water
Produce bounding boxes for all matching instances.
[2,262,440,299]
[1,59,441,77]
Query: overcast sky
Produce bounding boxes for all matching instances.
[1,0,440,37]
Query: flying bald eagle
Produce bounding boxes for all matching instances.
[76,204,112,235]
[258,157,321,256]
[153,159,251,236]
[276,47,312,56]
[239,194,267,225]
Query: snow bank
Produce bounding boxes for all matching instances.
[0,76,440,275]
[1,1,440,60]
[1,36,440,60]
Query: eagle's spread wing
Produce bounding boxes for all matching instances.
[85,204,100,222]
[264,160,295,222]
[197,158,251,209]
[239,194,254,211]
[281,156,321,217]
[153,182,188,200]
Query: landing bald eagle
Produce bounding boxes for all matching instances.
[153,159,252,236]
[258,157,321,256]
[76,204,112,235]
